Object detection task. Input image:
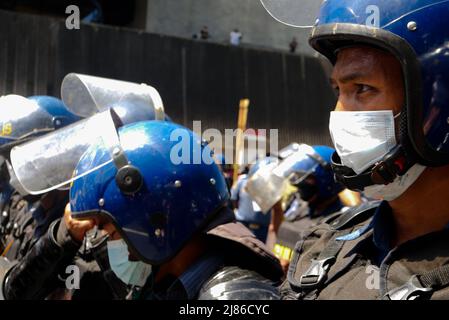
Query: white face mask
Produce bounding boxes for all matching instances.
[107,239,152,287]
[329,110,426,201]
[329,111,398,175]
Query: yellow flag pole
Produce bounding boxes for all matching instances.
[233,99,250,187]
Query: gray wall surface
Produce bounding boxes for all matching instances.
[145,0,320,54]
[0,9,336,149]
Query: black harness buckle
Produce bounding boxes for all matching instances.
[331,146,412,191]
[299,257,335,288]
[384,275,433,300]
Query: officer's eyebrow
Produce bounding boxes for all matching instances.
[330,71,370,85]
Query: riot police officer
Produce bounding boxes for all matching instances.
[0,94,81,261]
[231,157,281,243]
[0,74,170,299]
[1,114,283,300]
[274,0,449,300]
[273,145,346,272]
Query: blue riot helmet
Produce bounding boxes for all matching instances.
[0,94,81,195]
[309,0,449,190]
[289,145,344,201]
[69,120,230,264]
[0,95,81,155]
[28,96,81,128]
[261,1,449,190]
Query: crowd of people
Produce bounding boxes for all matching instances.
[0,0,448,300]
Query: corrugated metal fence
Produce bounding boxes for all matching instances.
[0,9,336,148]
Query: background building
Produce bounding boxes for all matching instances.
[0,0,336,150]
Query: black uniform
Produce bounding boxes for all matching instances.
[132,221,283,300]
[279,200,449,300]
[0,208,283,300]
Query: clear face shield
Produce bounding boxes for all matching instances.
[9,109,125,195]
[259,0,323,28]
[245,144,319,212]
[61,73,165,121]
[274,142,302,160]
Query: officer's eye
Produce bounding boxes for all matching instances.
[356,84,374,94]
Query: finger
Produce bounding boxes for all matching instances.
[64,203,72,223]
[77,219,96,230]
[64,203,71,214]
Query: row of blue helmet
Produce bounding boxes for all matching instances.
[1,74,173,196]
[2,73,231,266]
[0,95,81,155]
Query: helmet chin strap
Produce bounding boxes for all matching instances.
[330,145,415,192]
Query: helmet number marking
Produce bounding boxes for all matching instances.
[0,122,12,136]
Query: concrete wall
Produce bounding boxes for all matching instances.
[145,0,320,54]
[0,9,336,149]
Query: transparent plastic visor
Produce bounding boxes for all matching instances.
[61,73,165,120]
[10,110,120,195]
[260,0,322,28]
[245,144,319,211]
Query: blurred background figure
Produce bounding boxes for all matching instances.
[269,145,347,273]
[230,28,242,46]
[200,25,210,40]
[214,153,234,191]
[289,37,298,53]
[231,157,283,244]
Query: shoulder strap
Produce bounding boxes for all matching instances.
[384,264,449,300]
[287,229,348,290]
[329,200,380,231]
[287,202,380,291]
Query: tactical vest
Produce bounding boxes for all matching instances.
[274,206,343,263]
[280,201,449,300]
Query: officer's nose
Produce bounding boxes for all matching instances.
[334,95,359,112]
[334,99,345,112]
